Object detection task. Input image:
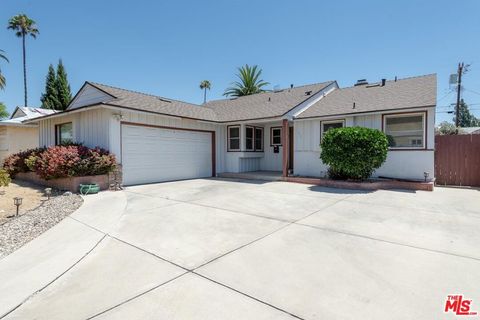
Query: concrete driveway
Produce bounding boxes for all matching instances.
[1,179,479,319]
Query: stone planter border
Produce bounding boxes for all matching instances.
[283,176,434,191]
[15,172,110,193]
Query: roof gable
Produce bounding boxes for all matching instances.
[68,83,116,110]
[204,82,335,122]
[296,74,437,119]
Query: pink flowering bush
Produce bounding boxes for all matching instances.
[4,145,116,180]
[3,148,45,175]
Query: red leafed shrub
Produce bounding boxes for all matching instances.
[4,145,116,180]
[33,145,117,180]
[3,148,45,175]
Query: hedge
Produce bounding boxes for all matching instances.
[3,145,116,180]
[320,127,388,180]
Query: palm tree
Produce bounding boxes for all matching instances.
[199,80,211,104]
[0,50,8,90]
[224,64,269,97]
[8,14,39,106]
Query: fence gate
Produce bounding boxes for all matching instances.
[435,135,480,187]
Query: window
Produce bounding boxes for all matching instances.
[271,127,282,146]
[228,126,240,151]
[384,113,425,149]
[245,126,254,151]
[321,120,344,138]
[255,127,263,151]
[56,122,73,145]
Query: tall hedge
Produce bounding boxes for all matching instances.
[320,127,388,180]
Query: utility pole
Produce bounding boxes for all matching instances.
[455,62,464,127]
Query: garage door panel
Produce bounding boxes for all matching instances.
[122,125,213,185]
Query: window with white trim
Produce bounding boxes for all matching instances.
[271,127,282,146]
[384,113,425,149]
[321,120,344,138]
[255,127,263,151]
[228,126,240,151]
[245,126,254,151]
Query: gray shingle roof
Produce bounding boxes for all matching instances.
[204,82,335,122]
[296,74,437,119]
[89,82,218,121]
[88,81,334,122]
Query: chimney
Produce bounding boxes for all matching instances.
[354,79,368,86]
[381,79,386,86]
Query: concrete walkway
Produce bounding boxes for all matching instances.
[0,179,479,319]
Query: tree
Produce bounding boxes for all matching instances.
[436,121,457,135]
[40,64,59,109]
[0,102,10,119]
[0,50,8,90]
[55,59,72,110]
[8,14,39,107]
[224,64,269,97]
[454,99,479,127]
[199,80,211,104]
[40,60,72,110]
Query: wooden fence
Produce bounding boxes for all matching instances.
[435,134,480,187]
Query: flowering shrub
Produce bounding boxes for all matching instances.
[3,148,45,175]
[4,145,116,180]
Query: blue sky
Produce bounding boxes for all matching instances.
[1,0,479,123]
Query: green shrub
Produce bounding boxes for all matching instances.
[320,127,388,180]
[0,169,11,187]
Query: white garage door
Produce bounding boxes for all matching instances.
[122,124,213,185]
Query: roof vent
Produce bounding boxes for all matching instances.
[290,84,294,89]
[354,79,368,86]
[381,78,386,86]
[158,97,171,103]
[305,90,312,96]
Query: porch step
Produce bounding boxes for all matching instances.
[218,171,283,182]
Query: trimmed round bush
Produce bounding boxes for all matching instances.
[320,127,388,180]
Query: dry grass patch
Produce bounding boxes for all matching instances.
[0,180,45,223]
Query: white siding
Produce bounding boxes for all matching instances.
[293,107,435,180]
[222,121,283,173]
[68,84,114,110]
[37,107,227,174]
[39,108,111,149]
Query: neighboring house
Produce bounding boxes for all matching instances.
[458,127,480,135]
[27,74,436,185]
[0,107,58,165]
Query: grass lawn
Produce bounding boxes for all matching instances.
[0,180,45,223]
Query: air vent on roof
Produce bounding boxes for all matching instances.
[354,79,368,86]
[158,98,171,103]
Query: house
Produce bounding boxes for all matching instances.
[458,127,480,135]
[0,107,58,165]
[26,74,436,185]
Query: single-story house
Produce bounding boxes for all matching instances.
[0,107,58,165]
[26,74,436,185]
